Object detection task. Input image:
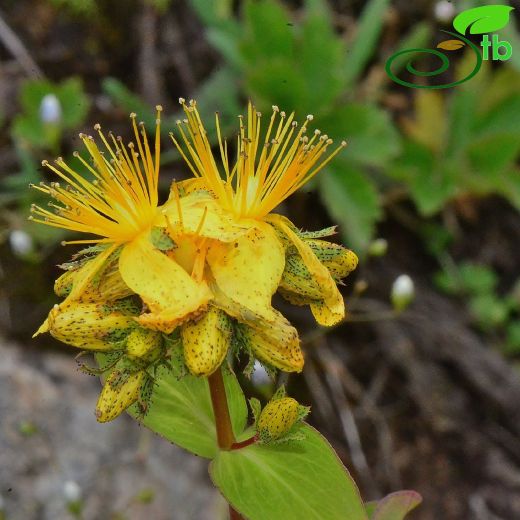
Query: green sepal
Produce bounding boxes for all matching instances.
[150,226,176,251]
[296,226,338,239]
[249,397,262,425]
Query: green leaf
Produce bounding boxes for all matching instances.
[505,321,520,354]
[474,94,520,138]
[210,424,367,520]
[56,77,90,129]
[299,0,346,110]
[137,365,247,459]
[453,5,514,35]
[245,58,308,113]
[389,140,456,216]
[366,490,422,519]
[189,0,234,27]
[319,160,381,253]
[458,263,498,295]
[242,0,293,63]
[102,78,157,128]
[469,293,510,331]
[344,0,390,86]
[321,103,400,167]
[468,133,520,177]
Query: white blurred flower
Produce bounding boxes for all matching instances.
[9,229,33,256]
[391,274,415,312]
[434,0,456,23]
[63,480,81,502]
[40,94,62,124]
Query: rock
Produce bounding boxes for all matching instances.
[0,338,222,520]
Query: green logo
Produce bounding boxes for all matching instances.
[385,5,515,89]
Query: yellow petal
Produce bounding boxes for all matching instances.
[267,214,344,326]
[207,221,284,321]
[160,191,249,242]
[47,301,136,350]
[119,234,211,333]
[181,306,231,376]
[96,370,145,423]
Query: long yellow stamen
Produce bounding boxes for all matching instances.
[170,100,346,219]
[30,107,163,245]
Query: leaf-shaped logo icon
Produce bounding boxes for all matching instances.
[437,39,466,51]
[453,5,515,35]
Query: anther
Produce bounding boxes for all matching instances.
[341,140,347,147]
[179,97,186,104]
[156,105,163,112]
[130,112,137,118]
[306,114,314,121]
[272,105,279,112]
[94,123,101,131]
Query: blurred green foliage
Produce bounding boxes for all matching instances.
[2,78,89,250]
[13,77,89,151]
[390,57,520,215]
[435,260,520,353]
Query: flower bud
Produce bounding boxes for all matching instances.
[39,93,62,124]
[257,397,299,440]
[391,274,415,312]
[126,327,162,361]
[9,229,33,256]
[95,370,145,422]
[48,302,136,350]
[181,306,231,376]
[63,480,81,502]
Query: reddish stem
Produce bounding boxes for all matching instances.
[208,367,245,520]
[208,367,236,450]
[231,435,258,450]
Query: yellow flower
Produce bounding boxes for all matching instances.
[31,107,211,335]
[166,100,356,369]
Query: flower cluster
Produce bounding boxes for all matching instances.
[32,101,357,421]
